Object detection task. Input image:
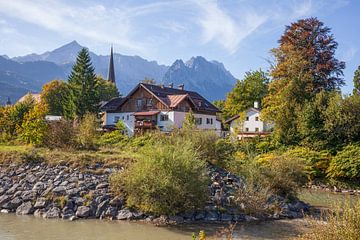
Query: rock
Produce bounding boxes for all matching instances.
[43,207,61,219]
[96,200,109,218]
[116,209,134,220]
[109,197,123,208]
[76,206,91,218]
[3,197,22,210]
[21,190,36,201]
[205,211,219,221]
[245,215,258,222]
[103,206,118,219]
[52,186,66,195]
[96,183,109,189]
[34,209,46,217]
[194,211,205,221]
[16,201,34,215]
[66,188,80,197]
[221,213,233,221]
[0,209,9,214]
[69,215,77,221]
[33,182,46,191]
[168,216,184,224]
[0,195,11,207]
[34,197,47,209]
[62,207,75,219]
[6,184,19,195]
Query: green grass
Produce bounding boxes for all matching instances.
[0,144,137,169]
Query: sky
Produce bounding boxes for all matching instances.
[0,0,359,93]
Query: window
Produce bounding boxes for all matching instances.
[211,118,213,124]
[195,117,202,125]
[255,116,259,121]
[255,127,259,132]
[122,116,125,120]
[246,116,249,121]
[114,116,120,123]
[206,118,214,125]
[136,99,143,109]
[147,99,153,107]
[245,128,249,132]
[160,114,169,121]
[126,115,129,121]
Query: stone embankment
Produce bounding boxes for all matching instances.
[0,163,309,224]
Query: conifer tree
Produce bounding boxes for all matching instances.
[68,48,98,117]
[354,65,360,95]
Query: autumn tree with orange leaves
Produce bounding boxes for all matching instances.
[262,18,345,144]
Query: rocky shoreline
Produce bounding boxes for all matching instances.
[0,162,309,224]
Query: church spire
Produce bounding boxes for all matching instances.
[107,46,116,84]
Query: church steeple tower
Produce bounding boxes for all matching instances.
[107,46,116,84]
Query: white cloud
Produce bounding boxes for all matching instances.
[342,46,358,62]
[195,1,267,54]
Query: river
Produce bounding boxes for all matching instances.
[0,189,358,240]
[0,214,309,240]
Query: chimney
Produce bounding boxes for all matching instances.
[168,83,173,88]
[178,84,184,90]
[254,101,259,109]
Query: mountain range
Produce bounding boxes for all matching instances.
[0,41,236,104]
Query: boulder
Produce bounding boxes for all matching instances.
[52,186,66,195]
[116,209,134,220]
[62,207,75,220]
[43,207,61,219]
[96,200,109,218]
[16,201,34,215]
[34,209,46,217]
[96,183,108,189]
[0,195,11,207]
[2,197,22,210]
[34,197,47,209]
[76,206,91,218]
[205,211,219,221]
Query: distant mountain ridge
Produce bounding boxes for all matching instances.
[0,41,236,104]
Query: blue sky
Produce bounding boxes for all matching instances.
[0,0,359,93]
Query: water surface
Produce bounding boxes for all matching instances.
[0,214,309,240]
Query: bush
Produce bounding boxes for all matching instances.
[43,120,76,149]
[76,113,99,150]
[20,104,48,146]
[283,147,331,179]
[99,121,129,146]
[110,138,209,215]
[299,200,360,240]
[327,145,360,180]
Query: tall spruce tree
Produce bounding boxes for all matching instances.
[68,48,98,117]
[354,65,360,95]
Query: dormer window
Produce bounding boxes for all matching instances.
[255,116,259,121]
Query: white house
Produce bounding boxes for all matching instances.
[225,101,273,139]
[100,83,222,136]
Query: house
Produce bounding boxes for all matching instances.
[100,83,221,136]
[224,101,272,139]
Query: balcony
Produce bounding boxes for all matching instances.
[134,120,157,129]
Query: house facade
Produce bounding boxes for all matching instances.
[100,83,221,135]
[225,102,272,139]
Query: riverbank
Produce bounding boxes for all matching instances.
[0,162,309,224]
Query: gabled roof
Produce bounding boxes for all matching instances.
[140,83,220,113]
[224,107,261,124]
[101,83,220,113]
[100,97,126,111]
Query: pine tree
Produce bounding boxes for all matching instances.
[354,65,360,95]
[68,48,98,117]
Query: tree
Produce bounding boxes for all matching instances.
[76,113,99,150]
[68,48,98,117]
[354,65,360,95]
[182,109,196,129]
[96,76,119,102]
[262,18,345,144]
[222,70,269,120]
[20,103,48,145]
[41,80,76,119]
[141,77,156,84]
